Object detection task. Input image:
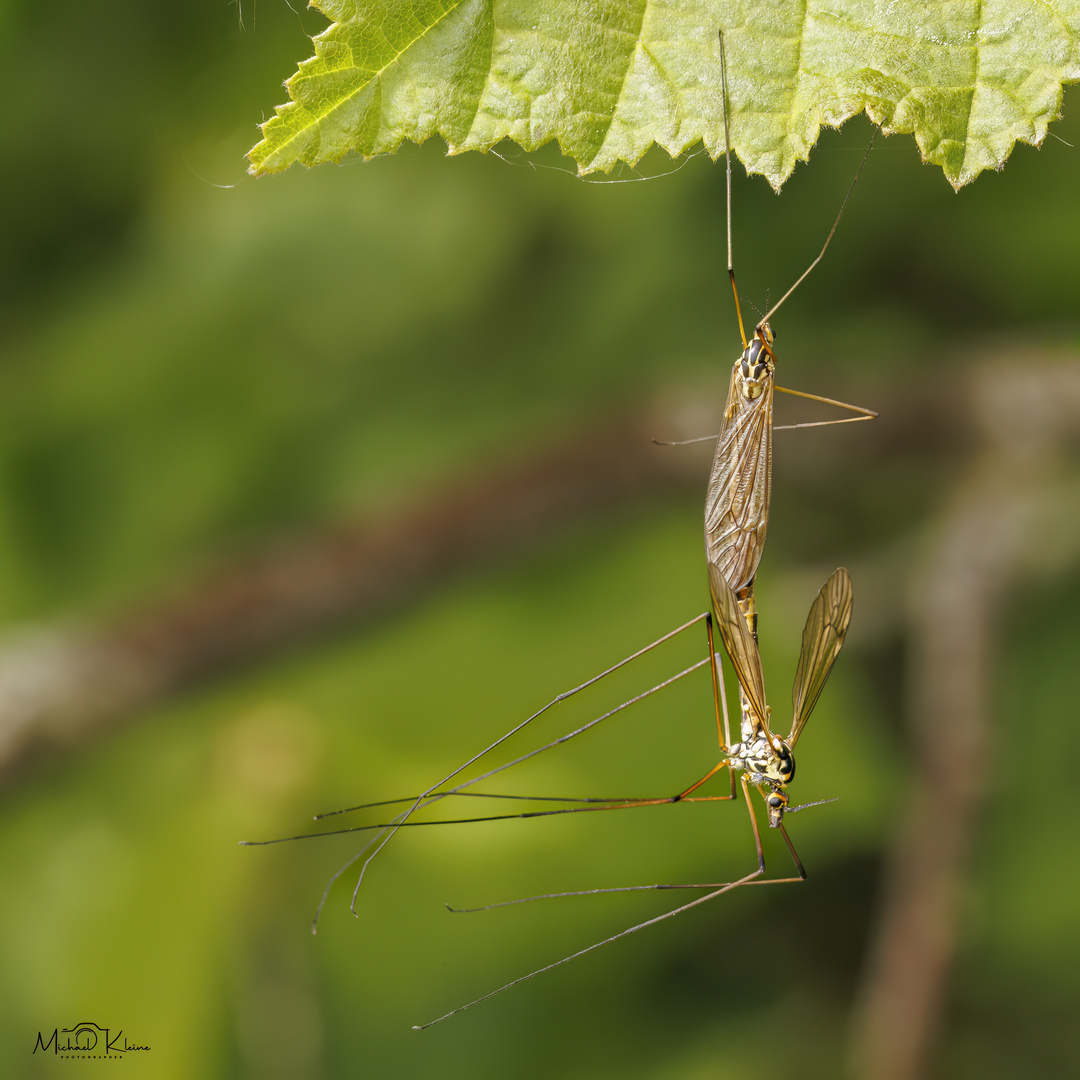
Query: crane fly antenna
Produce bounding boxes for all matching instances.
[654,34,878,455]
[756,130,877,331]
[784,795,840,814]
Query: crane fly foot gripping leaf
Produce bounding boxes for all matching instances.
[248,0,1080,188]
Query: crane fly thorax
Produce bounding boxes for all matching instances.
[737,324,775,400]
[730,735,795,788]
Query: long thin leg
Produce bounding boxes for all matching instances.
[406,657,713,814]
[718,29,747,349]
[656,415,873,444]
[444,776,809,920]
[741,773,767,873]
[654,384,878,443]
[262,772,745,846]
[743,782,808,886]
[421,612,731,815]
[338,614,712,905]
[774,385,877,418]
[272,612,742,852]
[313,786,833,842]
[413,783,814,1029]
[242,654,715,849]
[414,869,763,1030]
[675,760,733,801]
[652,434,726,446]
[318,790,664,818]
[443,787,810,915]
[706,613,724,748]
[308,787,811,936]
[705,613,734,761]
[777,820,808,881]
[321,612,709,821]
[755,131,877,333]
[446,872,803,913]
[301,789,672,934]
[773,416,874,432]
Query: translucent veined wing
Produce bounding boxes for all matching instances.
[788,567,853,747]
[704,370,774,595]
[706,561,771,739]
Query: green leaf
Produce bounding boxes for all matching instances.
[248,0,1080,189]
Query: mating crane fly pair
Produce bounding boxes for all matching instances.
[243,30,877,1027]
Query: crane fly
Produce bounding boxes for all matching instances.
[402,565,853,1029]
[241,567,854,1027]
[707,563,852,830]
[701,29,877,619]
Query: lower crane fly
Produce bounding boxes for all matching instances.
[241,566,854,1027]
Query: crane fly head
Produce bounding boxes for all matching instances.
[738,324,775,400]
[761,740,795,828]
[765,789,789,829]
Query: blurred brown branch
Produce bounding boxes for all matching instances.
[0,370,956,782]
[848,351,1080,1080]
[0,368,951,780]
[0,413,703,777]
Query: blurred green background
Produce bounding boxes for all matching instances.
[1,3,1078,1078]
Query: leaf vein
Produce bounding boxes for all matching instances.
[272,1,467,164]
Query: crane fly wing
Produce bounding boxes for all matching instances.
[788,567,853,746]
[707,562,770,737]
[704,373,774,595]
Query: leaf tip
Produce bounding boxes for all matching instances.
[246,143,271,178]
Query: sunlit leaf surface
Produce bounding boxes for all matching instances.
[249,0,1080,188]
